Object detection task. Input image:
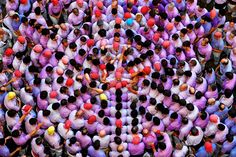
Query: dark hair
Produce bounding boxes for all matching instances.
[217,123,225,131]
[186,103,194,111]
[153,117,160,125]
[139,106,146,115]
[103,117,110,125]
[93,140,100,150]
[98,110,105,118]
[158,142,166,150]
[170,112,178,119]
[114,136,122,145]
[7,109,17,117]
[52,103,60,110]
[29,118,37,125]
[12,130,20,137]
[40,91,48,99]
[0,138,5,145]
[43,110,51,117]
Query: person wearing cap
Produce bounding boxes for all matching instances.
[19,0,31,16]
[84,115,98,135]
[127,136,145,156]
[93,1,106,14]
[196,141,217,157]
[2,48,14,69]
[4,92,20,111]
[12,36,27,53]
[57,120,74,140]
[48,0,63,25]
[125,18,139,33]
[68,0,88,13]
[30,44,43,67]
[211,31,224,65]
[92,10,107,23]
[204,114,220,137]
[0,27,12,55]
[44,126,63,156]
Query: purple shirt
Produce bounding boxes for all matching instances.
[128,142,145,156]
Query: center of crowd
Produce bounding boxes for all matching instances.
[0,0,236,157]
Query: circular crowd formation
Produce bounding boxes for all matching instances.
[0,0,236,157]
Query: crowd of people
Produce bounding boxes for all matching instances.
[0,0,236,156]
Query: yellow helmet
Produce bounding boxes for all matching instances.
[99,93,107,100]
[8,92,16,100]
[47,126,55,135]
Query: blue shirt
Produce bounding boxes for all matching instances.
[215,108,229,121]
[211,37,224,50]
[88,146,106,157]
[11,15,24,31]
[196,144,217,157]
[222,137,236,153]
[0,92,7,104]
[203,22,212,34]
[206,102,219,114]
[230,147,236,157]
[0,145,10,157]
[174,0,186,11]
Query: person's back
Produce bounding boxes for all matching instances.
[88,140,106,157]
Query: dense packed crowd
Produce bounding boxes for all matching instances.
[0,0,236,156]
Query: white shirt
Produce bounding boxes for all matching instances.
[92,135,110,148]
[31,138,46,157]
[204,120,220,137]
[187,105,199,121]
[173,145,188,157]
[68,110,85,130]
[57,122,74,139]
[185,126,203,146]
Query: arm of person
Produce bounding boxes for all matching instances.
[2,77,17,87]
[10,147,21,157]
[90,87,104,94]
[212,48,223,53]
[84,73,91,83]
[127,85,138,94]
